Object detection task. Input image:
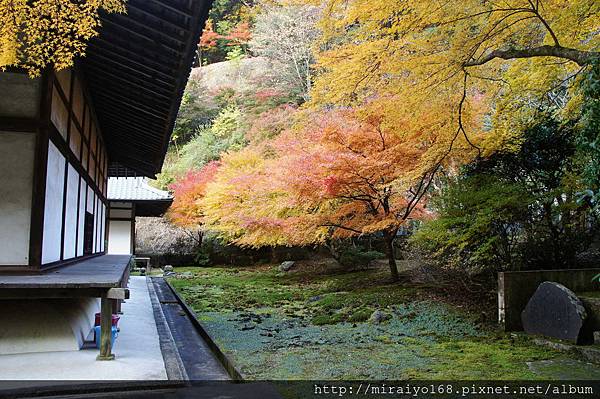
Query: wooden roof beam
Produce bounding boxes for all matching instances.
[87,42,177,80]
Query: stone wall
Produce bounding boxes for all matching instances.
[499,268,600,331]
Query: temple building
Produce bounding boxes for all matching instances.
[0,0,210,361]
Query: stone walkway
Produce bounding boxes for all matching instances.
[0,276,167,380]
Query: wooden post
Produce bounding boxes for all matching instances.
[97,295,115,360]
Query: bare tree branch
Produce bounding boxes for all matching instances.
[464,45,599,67]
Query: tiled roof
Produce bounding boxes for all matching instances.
[107,177,172,201]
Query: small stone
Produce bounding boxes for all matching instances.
[240,324,256,331]
[308,295,323,302]
[279,261,296,272]
[163,265,174,272]
[369,310,391,324]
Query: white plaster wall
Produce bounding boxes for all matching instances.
[41,141,65,265]
[62,164,79,260]
[76,178,86,257]
[87,187,96,253]
[108,220,132,255]
[87,186,94,213]
[100,203,106,252]
[0,298,99,355]
[0,132,35,265]
[0,73,41,118]
[62,298,100,348]
[95,197,101,253]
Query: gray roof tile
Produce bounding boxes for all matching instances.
[107,177,172,201]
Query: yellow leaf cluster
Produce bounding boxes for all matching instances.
[304,0,599,163]
[0,0,126,76]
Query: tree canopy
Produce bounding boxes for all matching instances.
[0,0,126,76]
[166,0,599,278]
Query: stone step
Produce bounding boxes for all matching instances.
[534,338,600,364]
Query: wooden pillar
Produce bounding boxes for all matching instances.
[97,295,115,360]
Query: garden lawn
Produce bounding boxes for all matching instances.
[168,264,600,380]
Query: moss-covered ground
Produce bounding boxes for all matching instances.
[168,263,600,380]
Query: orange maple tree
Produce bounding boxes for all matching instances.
[225,22,251,47]
[277,109,431,280]
[200,108,433,280]
[199,21,220,49]
[167,161,221,229]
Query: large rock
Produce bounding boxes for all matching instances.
[369,310,390,324]
[522,281,588,344]
[279,261,296,272]
[163,265,174,272]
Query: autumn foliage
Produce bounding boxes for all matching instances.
[0,0,126,76]
[199,20,251,49]
[168,161,221,229]
[191,108,436,279]
[168,0,599,279]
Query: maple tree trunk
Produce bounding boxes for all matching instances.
[325,239,342,262]
[384,232,399,282]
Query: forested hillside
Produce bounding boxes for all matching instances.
[155,0,599,280]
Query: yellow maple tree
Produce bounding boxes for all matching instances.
[302,0,599,172]
[0,0,126,76]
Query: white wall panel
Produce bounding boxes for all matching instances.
[0,132,35,265]
[76,178,86,257]
[42,141,66,264]
[107,220,132,255]
[86,186,94,213]
[95,197,101,253]
[100,203,106,252]
[62,164,79,260]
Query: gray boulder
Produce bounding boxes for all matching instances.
[279,261,296,272]
[163,265,174,272]
[522,281,589,344]
[369,310,391,324]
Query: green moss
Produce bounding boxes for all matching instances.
[415,337,558,380]
[168,266,311,312]
[312,313,344,325]
[168,264,600,380]
[577,290,600,299]
[347,308,372,322]
[169,265,418,321]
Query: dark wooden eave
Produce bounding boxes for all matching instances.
[133,199,174,217]
[83,0,212,178]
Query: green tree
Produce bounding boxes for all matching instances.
[413,117,594,272]
[156,106,247,189]
[577,62,600,192]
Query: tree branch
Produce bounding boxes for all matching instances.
[321,223,363,235]
[464,45,599,67]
